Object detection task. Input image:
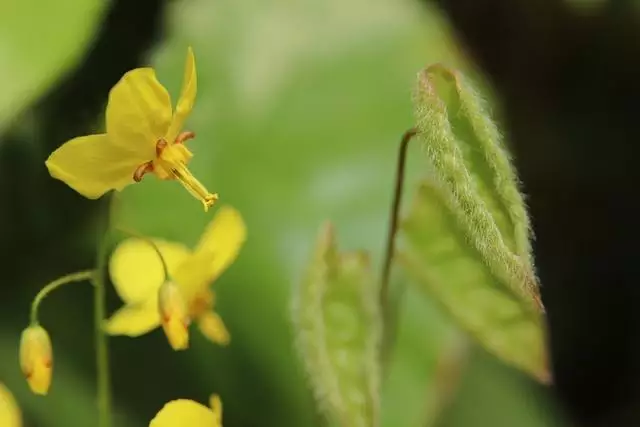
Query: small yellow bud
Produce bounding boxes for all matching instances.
[19,325,53,395]
[158,281,191,350]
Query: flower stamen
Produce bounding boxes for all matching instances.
[170,164,218,211]
[156,139,168,157]
[133,162,154,182]
[174,131,195,145]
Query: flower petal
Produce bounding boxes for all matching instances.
[194,206,246,254]
[104,301,160,336]
[174,206,246,299]
[0,383,21,427]
[209,395,222,423]
[150,399,219,427]
[106,68,172,153]
[166,47,197,143]
[198,311,230,346]
[46,134,147,198]
[110,238,191,305]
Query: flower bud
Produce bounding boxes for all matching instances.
[158,281,191,350]
[19,325,53,395]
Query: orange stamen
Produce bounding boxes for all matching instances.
[156,138,168,156]
[174,131,195,145]
[133,162,154,182]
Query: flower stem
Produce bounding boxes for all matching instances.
[380,128,417,309]
[379,128,417,375]
[29,270,95,325]
[95,216,112,427]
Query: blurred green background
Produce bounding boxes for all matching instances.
[0,0,564,426]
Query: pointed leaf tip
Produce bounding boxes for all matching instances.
[400,181,549,382]
[412,64,540,308]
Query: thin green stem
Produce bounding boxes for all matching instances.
[95,205,112,427]
[29,270,95,325]
[115,226,170,279]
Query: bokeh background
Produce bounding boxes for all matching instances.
[2,0,637,426]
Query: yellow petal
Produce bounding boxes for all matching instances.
[198,311,230,346]
[0,383,21,427]
[165,47,197,143]
[103,301,160,336]
[46,134,148,199]
[174,206,246,299]
[194,206,246,254]
[209,395,222,424]
[106,68,172,152]
[159,281,191,350]
[110,238,191,305]
[150,399,219,427]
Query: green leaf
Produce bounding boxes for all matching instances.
[0,0,104,131]
[292,223,381,427]
[399,181,549,382]
[444,67,532,266]
[413,65,540,307]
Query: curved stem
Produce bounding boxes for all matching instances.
[380,128,417,307]
[30,270,95,325]
[115,226,171,280]
[379,128,418,376]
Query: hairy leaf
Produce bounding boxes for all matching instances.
[292,223,381,427]
[413,65,540,306]
[400,182,549,382]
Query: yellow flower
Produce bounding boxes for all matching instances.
[45,47,218,211]
[104,206,246,348]
[19,325,53,395]
[150,394,222,427]
[0,383,21,427]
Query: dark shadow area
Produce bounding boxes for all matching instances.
[426,1,640,426]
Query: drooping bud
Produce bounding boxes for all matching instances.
[158,281,191,350]
[19,325,53,395]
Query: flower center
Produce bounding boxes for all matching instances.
[189,289,214,318]
[132,131,218,211]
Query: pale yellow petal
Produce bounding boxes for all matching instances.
[159,282,191,350]
[103,301,160,336]
[209,395,222,424]
[46,134,147,198]
[165,47,197,143]
[194,206,246,255]
[110,238,191,304]
[149,399,218,427]
[174,206,246,299]
[198,311,230,346]
[0,384,21,427]
[106,68,172,154]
